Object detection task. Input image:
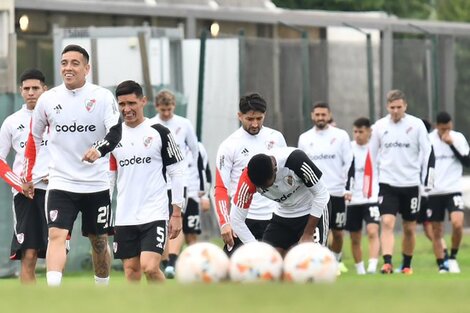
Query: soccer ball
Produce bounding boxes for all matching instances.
[175,242,229,283]
[229,241,283,282]
[283,243,338,283]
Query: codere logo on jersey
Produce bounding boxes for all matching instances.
[119,155,152,167]
[55,122,97,133]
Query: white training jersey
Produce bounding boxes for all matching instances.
[214,126,287,227]
[0,105,49,194]
[369,114,432,187]
[149,114,198,188]
[110,119,185,226]
[298,125,353,196]
[25,82,120,193]
[349,141,379,205]
[187,142,209,200]
[428,129,469,195]
[231,147,330,243]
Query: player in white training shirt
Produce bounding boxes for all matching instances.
[230,148,330,256]
[298,101,353,272]
[0,69,49,283]
[428,112,470,273]
[110,81,185,283]
[149,90,199,278]
[22,45,122,286]
[345,117,380,275]
[214,93,287,255]
[369,90,434,275]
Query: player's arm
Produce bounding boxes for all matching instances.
[448,134,470,167]
[344,157,355,201]
[0,123,23,193]
[341,135,354,199]
[419,125,435,189]
[185,120,199,166]
[214,145,232,231]
[231,168,257,244]
[155,124,185,239]
[109,154,117,199]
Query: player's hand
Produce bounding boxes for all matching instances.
[168,213,183,239]
[220,224,235,248]
[441,131,453,145]
[344,191,352,202]
[22,181,34,199]
[298,232,314,244]
[82,148,102,163]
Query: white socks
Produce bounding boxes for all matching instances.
[47,271,62,287]
[367,258,378,274]
[355,262,366,275]
[94,275,110,286]
[332,252,342,262]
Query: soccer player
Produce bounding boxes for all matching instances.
[0,69,48,283]
[369,89,434,275]
[230,147,330,256]
[110,80,185,283]
[428,111,469,273]
[184,142,211,245]
[149,90,199,278]
[345,117,380,275]
[214,93,286,255]
[22,44,122,286]
[298,101,353,273]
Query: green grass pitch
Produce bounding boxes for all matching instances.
[1,233,468,313]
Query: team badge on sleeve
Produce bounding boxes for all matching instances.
[85,99,96,112]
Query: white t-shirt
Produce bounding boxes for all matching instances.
[187,142,210,200]
[349,141,379,205]
[25,82,120,193]
[110,119,185,226]
[298,125,353,196]
[369,114,432,187]
[214,126,287,227]
[149,114,198,188]
[428,129,469,195]
[0,105,49,193]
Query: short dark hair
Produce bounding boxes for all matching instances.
[247,153,274,187]
[239,93,267,114]
[421,118,432,133]
[386,89,406,103]
[62,44,90,63]
[353,117,371,128]
[311,101,330,112]
[115,80,143,98]
[436,111,452,124]
[20,69,45,84]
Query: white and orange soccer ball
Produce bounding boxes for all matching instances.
[283,243,338,283]
[175,242,229,283]
[229,241,283,283]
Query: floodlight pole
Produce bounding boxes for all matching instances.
[343,23,376,122]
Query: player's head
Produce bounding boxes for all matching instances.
[19,68,47,110]
[386,89,407,123]
[352,117,371,145]
[116,80,147,127]
[311,101,331,130]
[155,90,176,121]
[247,153,276,188]
[238,93,267,135]
[435,111,453,137]
[61,44,90,90]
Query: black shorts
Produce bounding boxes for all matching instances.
[428,193,464,222]
[46,189,113,236]
[262,213,328,251]
[10,189,48,260]
[223,218,270,256]
[416,196,432,224]
[183,198,201,234]
[113,220,167,259]
[345,203,380,232]
[378,183,420,221]
[329,196,346,230]
[167,187,188,217]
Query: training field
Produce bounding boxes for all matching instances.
[1,233,468,313]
